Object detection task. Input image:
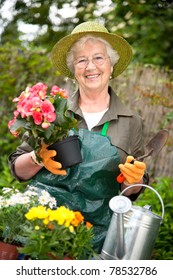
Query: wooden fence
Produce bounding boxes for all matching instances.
[110,65,173,181]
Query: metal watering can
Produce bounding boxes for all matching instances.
[101,184,164,260]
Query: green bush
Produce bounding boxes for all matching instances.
[134,177,173,260]
[0,155,27,195]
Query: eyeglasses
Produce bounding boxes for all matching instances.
[74,55,110,69]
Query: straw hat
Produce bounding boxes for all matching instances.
[51,21,132,79]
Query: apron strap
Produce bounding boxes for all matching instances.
[101,121,109,136]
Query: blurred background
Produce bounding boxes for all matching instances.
[0,0,173,259]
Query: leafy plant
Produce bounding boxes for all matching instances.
[8,82,78,153]
[0,186,56,245]
[0,155,26,194]
[134,177,173,260]
[19,205,95,260]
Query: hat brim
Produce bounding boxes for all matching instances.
[51,31,132,79]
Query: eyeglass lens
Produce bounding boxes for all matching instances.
[74,55,109,68]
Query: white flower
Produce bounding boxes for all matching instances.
[38,195,50,205]
[2,187,18,194]
[40,190,51,197]
[27,185,38,191]
[5,199,14,207]
[20,196,30,205]
[2,188,12,194]
[10,193,23,205]
[48,197,57,209]
[1,185,57,209]
[37,190,57,208]
[24,190,38,197]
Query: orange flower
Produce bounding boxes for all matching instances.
[71,211,84,227]
[47,223,54,230]
[86,222,93,229]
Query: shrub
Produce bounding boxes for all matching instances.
[134,177,173,260]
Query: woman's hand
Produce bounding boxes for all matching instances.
[38,143,67,175]
[118,156,146,184]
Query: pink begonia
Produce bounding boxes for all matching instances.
[20,100,36,118]
[14,110,19,118]
[8,118,20,137]
[41,99,56,125]
[8,82,78,151]
[43,112,56,123]
[32,111,43,125]
[51,85,68,99]
[23,97,42,116]
[41,99,55,115]
[31,82,48,99]
[42,122,51,129]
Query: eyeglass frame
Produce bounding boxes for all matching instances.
[73,54,110,69]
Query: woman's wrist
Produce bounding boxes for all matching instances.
[30,151,44,166]
[123,178,143,186]
[121,178,143,195]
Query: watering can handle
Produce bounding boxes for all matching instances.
[120,184,164,221]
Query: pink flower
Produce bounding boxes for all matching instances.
[32,111,43,125]
[8,118,15,128]
[8,118,20,137]
[31,83,48,99]
[42,122,51,129]
[41,99,55,115]
[21,100,36,118]
[41,99,56,124]
[44,112,56,123]
[8,82,78,150]
[10,130,20,138]
[51,85,69,99]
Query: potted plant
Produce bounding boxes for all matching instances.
[8,82,82,168]
[18,205,95,260]
[0,186,57,259]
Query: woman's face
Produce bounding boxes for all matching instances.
[73,40,113,93]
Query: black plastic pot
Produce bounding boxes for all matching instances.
[48,135,82,169]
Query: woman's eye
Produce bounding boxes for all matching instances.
[78,58,87,64]
[95,56,103,61]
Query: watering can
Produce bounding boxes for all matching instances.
[100,184,164,260]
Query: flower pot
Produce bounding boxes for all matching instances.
[48,135,82,168]
[0,241,19,260]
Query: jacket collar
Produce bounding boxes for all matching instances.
[68,87,134,122]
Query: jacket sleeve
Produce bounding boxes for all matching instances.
[8,141,33,182]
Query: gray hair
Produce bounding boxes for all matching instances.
[66,35,120,74]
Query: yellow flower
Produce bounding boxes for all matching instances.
[35,225,40,230]
[20,204,94,260]
[48,206,75,227]
[43,217,49,225]
[25,205,49,220]
[69,225,74,233]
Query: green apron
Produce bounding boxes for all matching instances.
[31,122,120,253]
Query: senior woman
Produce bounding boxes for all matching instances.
[9,21,148,254]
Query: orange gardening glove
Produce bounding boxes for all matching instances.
[38,143,67,175]
[118,156,146,184]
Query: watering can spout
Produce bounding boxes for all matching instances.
[116,213,125,259]
[105,196,132,260]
